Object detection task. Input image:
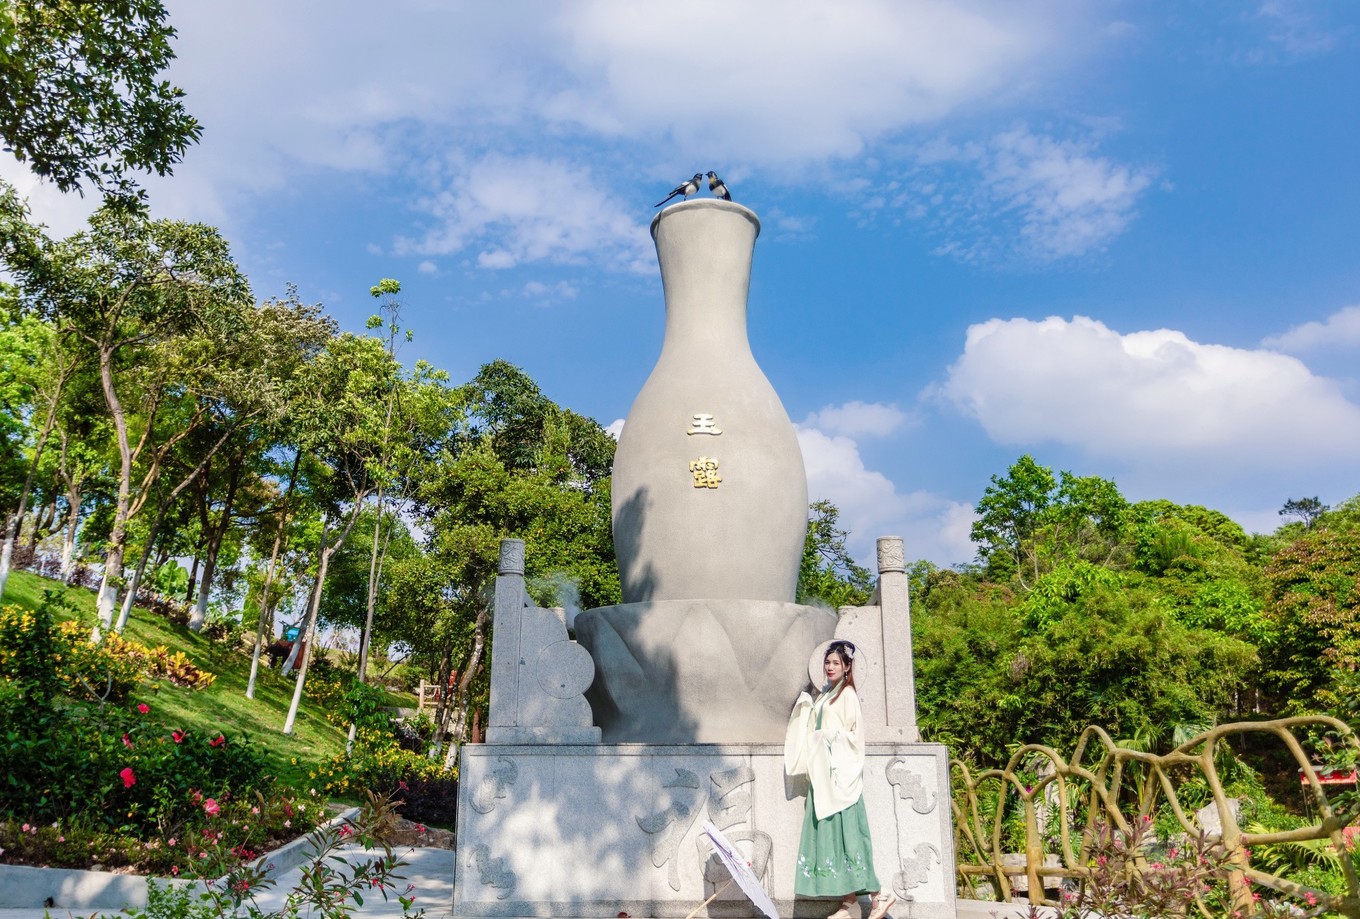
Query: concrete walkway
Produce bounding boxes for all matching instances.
[0,845,455,919]
[0,849,1048,919]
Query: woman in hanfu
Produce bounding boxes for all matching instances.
[784,640,896,919]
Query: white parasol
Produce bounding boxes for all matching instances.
[685,820,779,919]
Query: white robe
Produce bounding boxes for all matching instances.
[784,683,865,820]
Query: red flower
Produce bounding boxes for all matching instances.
[190,789,202,803]
[121,733,133,749]
[172,730,185,744]
[204,798,220,816]
[137,703,150,714]
[209,734,225,747]
[120,767,136,788]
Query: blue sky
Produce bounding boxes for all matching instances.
[4,0,1358,566]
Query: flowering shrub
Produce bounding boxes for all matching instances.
[0,784,323,875]
[0,603,216,700]
[123,793,423,919]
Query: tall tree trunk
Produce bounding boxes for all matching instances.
[114,497,172,633]
[443,600,490,769]
[184,551,200,604]
[0,392,59,598]
[94,341,133,640]
[283,499,366,735]
[26,494,55,550]
[280,572,319,677]
[247,449,301,700]
[357,488,386,684]
[190,460,241,632]
[60,483,80,585]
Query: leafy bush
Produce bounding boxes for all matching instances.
[312,726,457,827]
[199,612,243,645]
[122,793,422,918]
[145,647,216,690]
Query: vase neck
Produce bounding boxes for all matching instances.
[652,200,761,359]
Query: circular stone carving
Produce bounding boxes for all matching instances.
[537,641,594,699]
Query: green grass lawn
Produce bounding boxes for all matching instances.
[1,569,417,789]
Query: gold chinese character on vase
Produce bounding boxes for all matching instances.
[689,457,722,489]
[686,413,723,436]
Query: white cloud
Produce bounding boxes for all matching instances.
[119,1,1115,270]
[795,424,975,566]
[802,401,910,438]
[937,315,1360,469]
[1262,305,1360,352]
[522,280,580,303]
[546,0,1098,164]
[1253,1,1340,59]
[604,418,625,440]
[396,154,654,272]
[896,126,1157,261]
[0,158,99,240]
[417,260,437,275]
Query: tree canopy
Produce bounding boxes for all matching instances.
[0,0,200,196]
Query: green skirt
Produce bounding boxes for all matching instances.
[795,785,880,897]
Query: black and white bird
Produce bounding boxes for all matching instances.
[655,173,703,208]
[706,171,731,201]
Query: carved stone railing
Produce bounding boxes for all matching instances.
[951,717,1360,917]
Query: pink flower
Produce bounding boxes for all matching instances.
[57,836,64,843]
[209,734,225,747]
[204,798,220,816]
[137,703,149,714]
[120,767,136,788]
[250,806,259,815]
[190,789,202,803]
[168,838,176,846]
[122,734,133,749]
[1306,893,1319,906]
[172,730,185,744]
[170,866,179,876]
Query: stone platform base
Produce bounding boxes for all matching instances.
[453,743,956,919]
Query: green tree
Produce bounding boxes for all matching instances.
[391,360,619,762]
[1279,497,1328,531]
[796,499,873,608]
[2,203,252,634]
[970,455,1130,588]
[0,0,200,196]
[1262,509,1360,711]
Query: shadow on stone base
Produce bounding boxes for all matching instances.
[575,600,836,743]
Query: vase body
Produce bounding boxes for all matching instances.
[611,199,807,604]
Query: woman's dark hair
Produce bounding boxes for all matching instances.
[825,640,856,703]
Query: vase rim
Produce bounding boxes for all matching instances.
[650,198,760,240]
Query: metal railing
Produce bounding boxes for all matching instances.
[951,717,1360,917]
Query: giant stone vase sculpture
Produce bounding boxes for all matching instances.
[575,199,836,743]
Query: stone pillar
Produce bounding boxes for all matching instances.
[831,536,919,742]
[487,540,526,735]
[486,538,599,744]
[876,536,919,741]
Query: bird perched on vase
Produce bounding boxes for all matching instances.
[655,173,703,207]
[706,171,731,201]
